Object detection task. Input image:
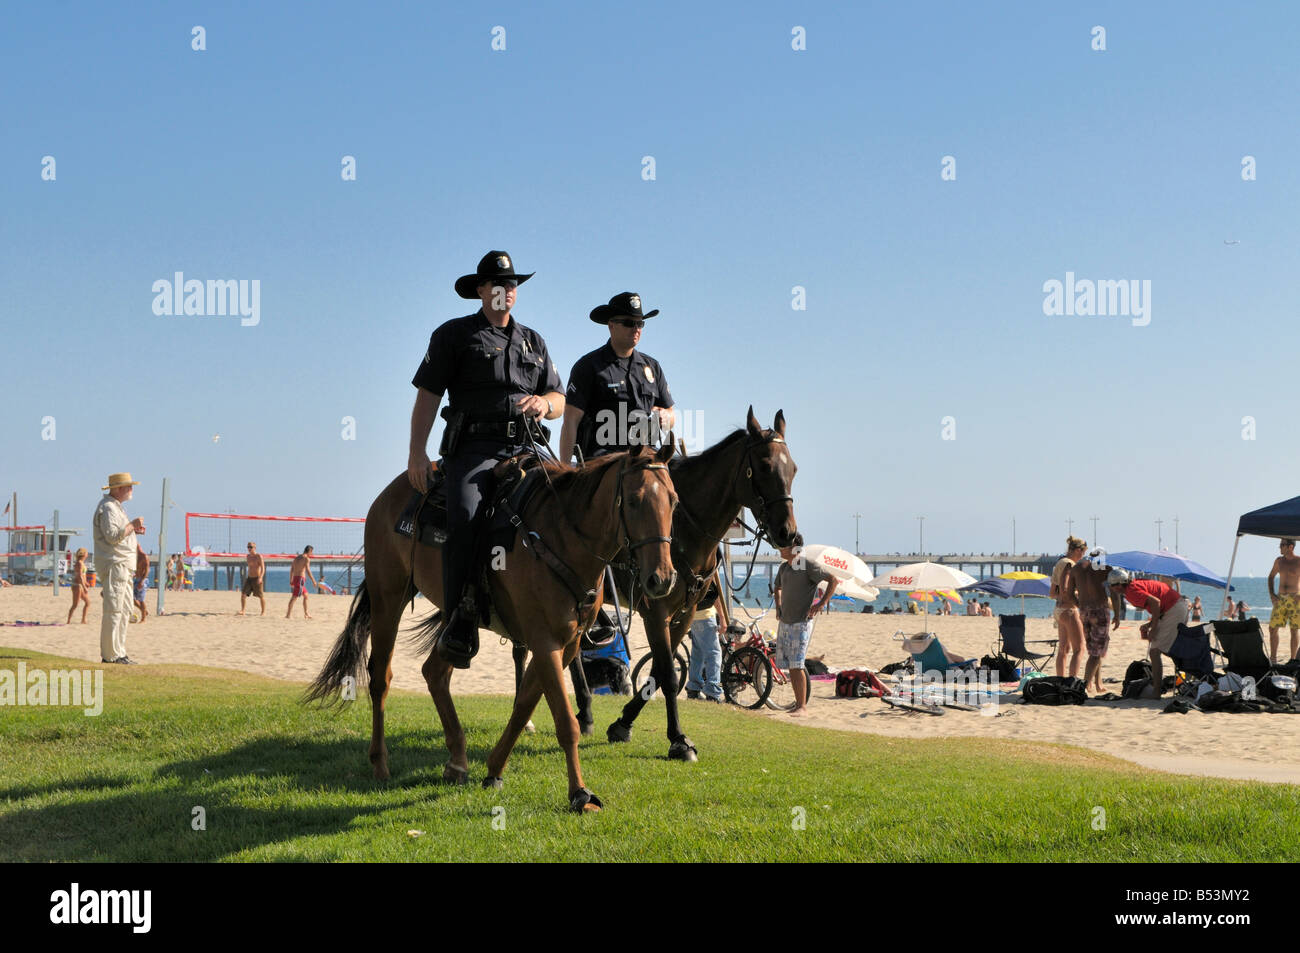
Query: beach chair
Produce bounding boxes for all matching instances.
[1212,619,1274,682]
[994,614,1056,673]
[888,631,983,712]
[1169,623,1216,679]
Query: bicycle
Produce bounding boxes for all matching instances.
[630,647,690,699]
[720,617,807,711]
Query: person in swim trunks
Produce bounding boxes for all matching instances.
[1267,538,1300,662]
[239,541,267,616]
[286,545,318,619]
[1072,548,1112,694]
[1050,536,1087,678]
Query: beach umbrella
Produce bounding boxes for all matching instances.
[834,577,880,602]
[1105,550,1227,589]
[961,575,1051,612]
[999,570,1048,581]
[868,562,977,592]
[868,562,977,624]
[799,544,874,585]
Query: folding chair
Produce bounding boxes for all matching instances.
[889,631,982,711]
[1169,623,1216,679]
[1212,619,1274,682]
[995,614,1056,673]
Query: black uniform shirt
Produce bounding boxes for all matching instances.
[566,342,673,457]
[412,310,561,421]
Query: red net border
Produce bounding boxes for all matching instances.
[2,525,49,559]
[184,512,365,561]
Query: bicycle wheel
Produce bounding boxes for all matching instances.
[764,664,802,711]
[722,646,772,709]
[632,650,689,699]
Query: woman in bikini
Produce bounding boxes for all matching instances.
[67,548,90,624]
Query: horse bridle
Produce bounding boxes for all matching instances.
[612,458,674,560]
[736,434,794,544]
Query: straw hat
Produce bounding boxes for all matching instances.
[102,472,141,490]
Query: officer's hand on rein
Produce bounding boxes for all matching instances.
[407,451,432,493]
[516,395,548,419]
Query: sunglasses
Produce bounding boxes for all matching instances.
[490,280,518,290]
[611,318,645,329]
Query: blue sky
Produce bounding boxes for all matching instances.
[3,1,1297,574]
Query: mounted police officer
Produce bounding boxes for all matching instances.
[408,250,564,668]
[558,292,675,464]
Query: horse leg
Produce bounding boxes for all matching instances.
[366,589,404,780]
[607,610,671,744]
[483,650,548,787]
[537,646,600,810]
[511,642,537,734]
[570,656,595,736]
[662,615,697,761]
[421,648,470,783]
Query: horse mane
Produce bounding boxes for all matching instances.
[670,428,747,481]
[537,451,627,503]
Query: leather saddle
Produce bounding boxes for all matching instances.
[395,454,546,552]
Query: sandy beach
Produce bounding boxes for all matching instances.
[4,585,1298,785]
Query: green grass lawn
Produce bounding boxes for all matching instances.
[2,648,1297,862]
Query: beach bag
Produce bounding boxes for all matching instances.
[981,654,1018,681]
[1258,674,1297,706]
[1022,676,1086,706]
[1122,660,1152,698]
[805,658,830,676]
[835,670,885,698]
[879,659,912,676]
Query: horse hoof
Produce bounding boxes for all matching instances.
[569,787,604,813]
[442,764,469,785]
[579,720,595,737]
[372,765,390,781]
[524,720,536,734]
[606,721,631,744]
[668,737,698,762]
[482,775,503,790]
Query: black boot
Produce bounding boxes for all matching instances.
[438,596,480,669]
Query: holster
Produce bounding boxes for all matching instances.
[438,407,466,457]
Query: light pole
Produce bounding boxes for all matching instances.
[1012,517,1016,554]
[917,516,925,556]
[1066,517,1074,538]
[1155,518,1163,550]
[1174,516,1179,553]
[852,512,862,555]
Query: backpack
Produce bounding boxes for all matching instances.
[836,669,885,698]
[980,654,1019,682]
[1122,659,1153,698]
[1258,673,1297,707]
[1022,676,1087,706]
[805,658,830,677]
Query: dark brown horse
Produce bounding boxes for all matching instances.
[306,444,678,811]
[514,407,798,760]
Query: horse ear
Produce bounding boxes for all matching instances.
[746,405,761,436]
[656,437,676,463]
[773,409,786,436]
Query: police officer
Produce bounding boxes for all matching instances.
[408,251,564,668]
[559,292,675,463]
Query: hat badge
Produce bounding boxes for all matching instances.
[496,255,511,269]
[629,295,640,310]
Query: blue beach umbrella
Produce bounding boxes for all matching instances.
[1104,550,1228,589]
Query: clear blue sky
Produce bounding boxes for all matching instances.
[3,1,1297,574]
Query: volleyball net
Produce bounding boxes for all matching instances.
[184,513,365,562]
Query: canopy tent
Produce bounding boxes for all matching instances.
[1223,494,1300,614]
[1104,550,1228,589]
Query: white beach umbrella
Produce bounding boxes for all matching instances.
[833,577,880,601]
[799,544,874,585]
[867,561,977,593]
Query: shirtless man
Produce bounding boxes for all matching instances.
[239,542,267,616]
[1072,548,1112,694]
[1267,538,1300,663]
[1050,536,1087,678]
[286,545,318,619]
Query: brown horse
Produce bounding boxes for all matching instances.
[306,443,678,811]
[514,407,798,760]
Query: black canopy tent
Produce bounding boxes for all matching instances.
[1222,494,1300,613]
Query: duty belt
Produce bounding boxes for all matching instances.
[465,420,524,440]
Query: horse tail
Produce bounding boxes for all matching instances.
[303,581,372,708]
[406,607,445,658]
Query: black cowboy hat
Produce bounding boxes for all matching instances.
[589,291,660,325]
[454,250,535,299]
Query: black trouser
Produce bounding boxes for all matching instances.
[441,438,521,618]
